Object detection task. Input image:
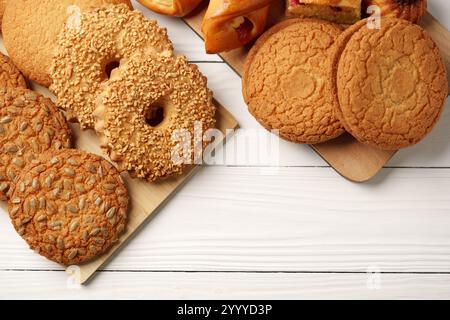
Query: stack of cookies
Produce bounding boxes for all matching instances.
[0,63,129,265]
[0,0,216,265]
[243,1,448,150]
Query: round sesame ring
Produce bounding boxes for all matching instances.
[50,4,173,129]
[94,53,216,182]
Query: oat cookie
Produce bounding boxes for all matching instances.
[2,0,132,87]
[0,87,72,201]
[0,52,27,89]
[50,4,173,129]
[243,18,345,144]
[94,53,216,181]
[332,18,448,150]
[8,149,129,265]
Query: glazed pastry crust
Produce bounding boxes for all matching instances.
[137,0,203,17]
[202,0,272,53]
[363,0,427,23]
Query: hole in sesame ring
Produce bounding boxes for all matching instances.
[104,60,121,79]
[144,98,166,128]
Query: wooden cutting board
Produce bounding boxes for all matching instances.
[183,1,450,182]
[0,39,238,284]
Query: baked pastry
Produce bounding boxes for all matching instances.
[0,52,27,89]
[287,0,362,25]
[243,19,345,144]
[50,4,173,129]
[137,0,203,17]
[0,87,72,201]
[330,18,448,150]
[8,149,128,265]
[202,0,271,53]
[94,52,216,181]
[362,0,427,23]
[2,0,132,87]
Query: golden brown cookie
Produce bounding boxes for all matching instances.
[50,4,173,129]
[0,52,27,89]
[8,149,129,265]
[243,18,345,144]
[329,19,368,128]
[332,18,448,150]
[2,0,132,87]
[0,87,72,201]
[94,52,216,181]
[0,0,6,30]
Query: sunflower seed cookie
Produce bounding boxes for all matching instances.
[331,18,448,150]
[8,149,129,265]
[94,53,216,181]
[0,87,72,201]
[0,52,27,89]
[2,0,132,87]
[243,18,345,144]
[50,4,174,129]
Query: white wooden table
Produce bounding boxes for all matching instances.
[1,0,450,299]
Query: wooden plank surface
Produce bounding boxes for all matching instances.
[2,271,450,300]
[183,2,450,182]
[2,167,450,273]
[1,0,450,298]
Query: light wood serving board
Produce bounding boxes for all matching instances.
[183,1,450,182]
[0,39,238,284]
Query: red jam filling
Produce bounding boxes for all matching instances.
[235,17,254,43]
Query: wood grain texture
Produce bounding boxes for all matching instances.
[2,271,450,299]
[183,3,450,182]
[2,167,450,273]
[0,0,449,297]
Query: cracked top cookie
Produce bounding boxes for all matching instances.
[243,18,345,144]
[0,87,72,201]
[332,18,448,150]
[8,149,129,265]
[2,0,132,87]
[50,4,173,129]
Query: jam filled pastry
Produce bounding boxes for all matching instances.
[287,0,362,25]
[202,0,272,54]
[137,0,203,17]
